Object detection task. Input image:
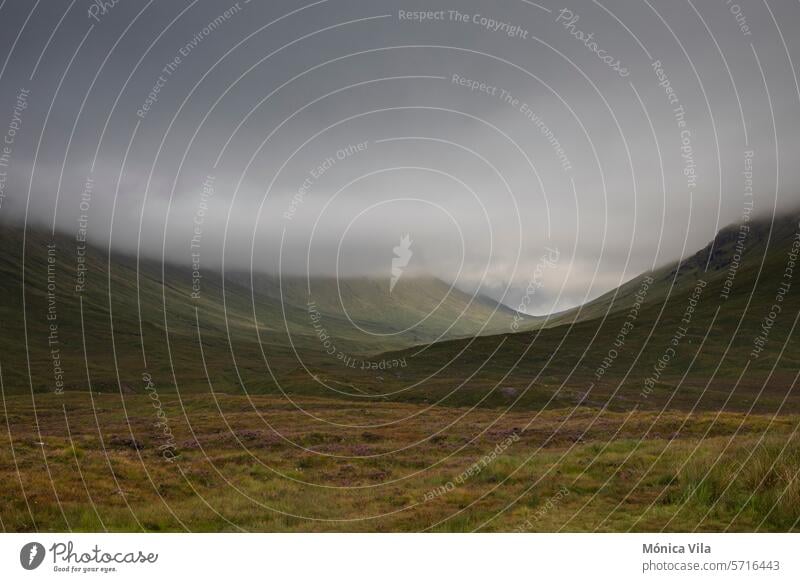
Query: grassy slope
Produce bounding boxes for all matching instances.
[0,224,529,396]
[530,213,797,329]
[230,271,531,342]
[368,213,800,412]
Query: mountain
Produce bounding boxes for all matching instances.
[227,271,532,343]
[0,224,530,395]
[526,214,793,330]
[1,213,797,408]
[366,212,800,412]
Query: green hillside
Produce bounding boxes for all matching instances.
[1,213,797,408]
[365,213,800,412]
[0,224,529,396]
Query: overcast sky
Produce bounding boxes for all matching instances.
[0,0,798,313]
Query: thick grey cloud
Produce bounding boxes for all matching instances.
[0,0,798,314]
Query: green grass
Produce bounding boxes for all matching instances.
[1,393,798,532]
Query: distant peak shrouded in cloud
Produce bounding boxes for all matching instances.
[0,0,798,315]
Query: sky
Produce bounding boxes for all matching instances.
[0,0,798,314]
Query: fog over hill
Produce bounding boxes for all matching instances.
[0,1,799,316]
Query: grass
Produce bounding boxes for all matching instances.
[1,392,798,532]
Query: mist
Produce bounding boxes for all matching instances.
[1,0,799,314]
